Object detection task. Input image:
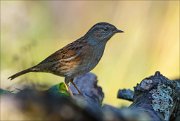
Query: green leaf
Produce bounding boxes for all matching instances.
[47,82,70,97]
[0,88,12,95]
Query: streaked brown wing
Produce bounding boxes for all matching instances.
[36,38,87,75]
[39,38,84,63]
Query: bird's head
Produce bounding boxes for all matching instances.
[85,22,123,45]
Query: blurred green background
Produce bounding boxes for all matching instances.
[1,1,179,106]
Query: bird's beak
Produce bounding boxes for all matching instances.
[115,29,124,33]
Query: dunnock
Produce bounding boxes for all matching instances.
[8,22,123,94]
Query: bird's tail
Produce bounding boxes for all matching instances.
[8,66,38,80]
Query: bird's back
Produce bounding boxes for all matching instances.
[35,37,106,78]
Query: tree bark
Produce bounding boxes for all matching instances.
[117,71,180,121]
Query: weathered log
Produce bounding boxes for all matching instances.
[117,71,180,121]
[117,89,134,101]
[1,72,179,121]
[69,72,104,105]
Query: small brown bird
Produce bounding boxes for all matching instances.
[8,22,123,94]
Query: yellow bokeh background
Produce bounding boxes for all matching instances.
[1,1,179,106]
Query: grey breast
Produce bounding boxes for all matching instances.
[75,42,106,76]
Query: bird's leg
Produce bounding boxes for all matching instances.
[64,80,73,96]
[70,79,82,95]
